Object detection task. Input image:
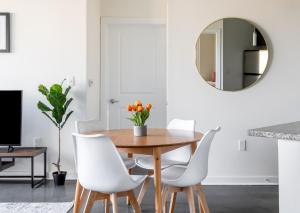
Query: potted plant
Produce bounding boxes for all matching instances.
[127,100,152,136]
[37,79,74,186]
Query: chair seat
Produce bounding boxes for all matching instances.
[101,175,148,194]
[161,165,187,187]
[131,174,147,183]
[135,156,188,170]
[122,157,136,169]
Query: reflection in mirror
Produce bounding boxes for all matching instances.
[196,18,269,91]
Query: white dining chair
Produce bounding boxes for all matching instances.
[75,120,136,169]
[161,126,221,213]
[74,120,136,211]
[72,133,108,213]
[73,133,147,213]
[135,118,196,204]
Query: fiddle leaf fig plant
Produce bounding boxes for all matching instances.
[37,79,74,173]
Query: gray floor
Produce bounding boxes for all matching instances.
[0,180,278,213]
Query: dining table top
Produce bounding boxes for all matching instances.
[86,128,203,148]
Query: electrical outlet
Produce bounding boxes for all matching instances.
[239,140,247,151]
[33,137,43,147]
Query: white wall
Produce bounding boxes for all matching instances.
[0,0,87,178]
[168,0,300,184]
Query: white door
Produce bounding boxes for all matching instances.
[101,18,167,129]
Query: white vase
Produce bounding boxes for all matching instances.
[133,125,147,137]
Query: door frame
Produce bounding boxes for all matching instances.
[100,17,167,129]
[203,28,223,90]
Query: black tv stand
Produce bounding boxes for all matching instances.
[7,145,15,153]
[0,147,47,188]
[0,158,15,172]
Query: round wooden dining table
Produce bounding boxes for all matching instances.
[74,128,203,213]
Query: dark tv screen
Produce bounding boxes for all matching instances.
[0,91,22,146]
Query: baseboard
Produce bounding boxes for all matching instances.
[202,176,278,185]
[66,175,279,185]
[0,171,278,185]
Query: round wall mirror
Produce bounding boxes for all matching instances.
[196,18,269,91]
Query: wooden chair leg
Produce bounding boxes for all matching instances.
[80,189,89,206]
[137,176,151,205]
[197,194,203,213]
[84,191,97,213]
[128,190,142,213]
[74,180,83,213]
[169,192,177,213]
[110,193,119,213]
[126,153,133,205]
[126,168,132,205]
[185,187,196,213]
[196,185,210,213]
[162,186,169,213]
[104,198,110,213]
[197,195,204,213]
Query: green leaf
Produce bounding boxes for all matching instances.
[50,84,63,95]
[38,85,49,96]
[47,93,66,108]
[37,101,51,112]
[42,112,58,127]
[137,112,142,126]
[64,86,71,97]
[61,111,74,128]
[52,107,64,124]
[127,117,135,122]
[63,98,73,113]
[46,95,57,108]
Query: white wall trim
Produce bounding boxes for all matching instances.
[0,171,278,185]
[203,176,278,185]
[64,175,276,185]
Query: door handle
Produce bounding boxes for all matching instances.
[109,99,119,104]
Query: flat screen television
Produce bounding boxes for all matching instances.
[0,91,22,147]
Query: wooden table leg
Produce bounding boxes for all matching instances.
[73,180,83,213]
[153,147,162,213]
[110,193,119,213]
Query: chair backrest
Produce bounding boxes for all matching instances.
[72,133,132,192]
[174,126,221,187]
[73,120,103,171]
[163,119,196,163]
[75,120,103,134]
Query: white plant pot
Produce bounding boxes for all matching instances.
[133,125,147,137]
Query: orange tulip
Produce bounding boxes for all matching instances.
[137,106,144,112]
[146,104,152,111]
[127,104,132,111]
[131,105,137,111]
[135,100,142,106]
